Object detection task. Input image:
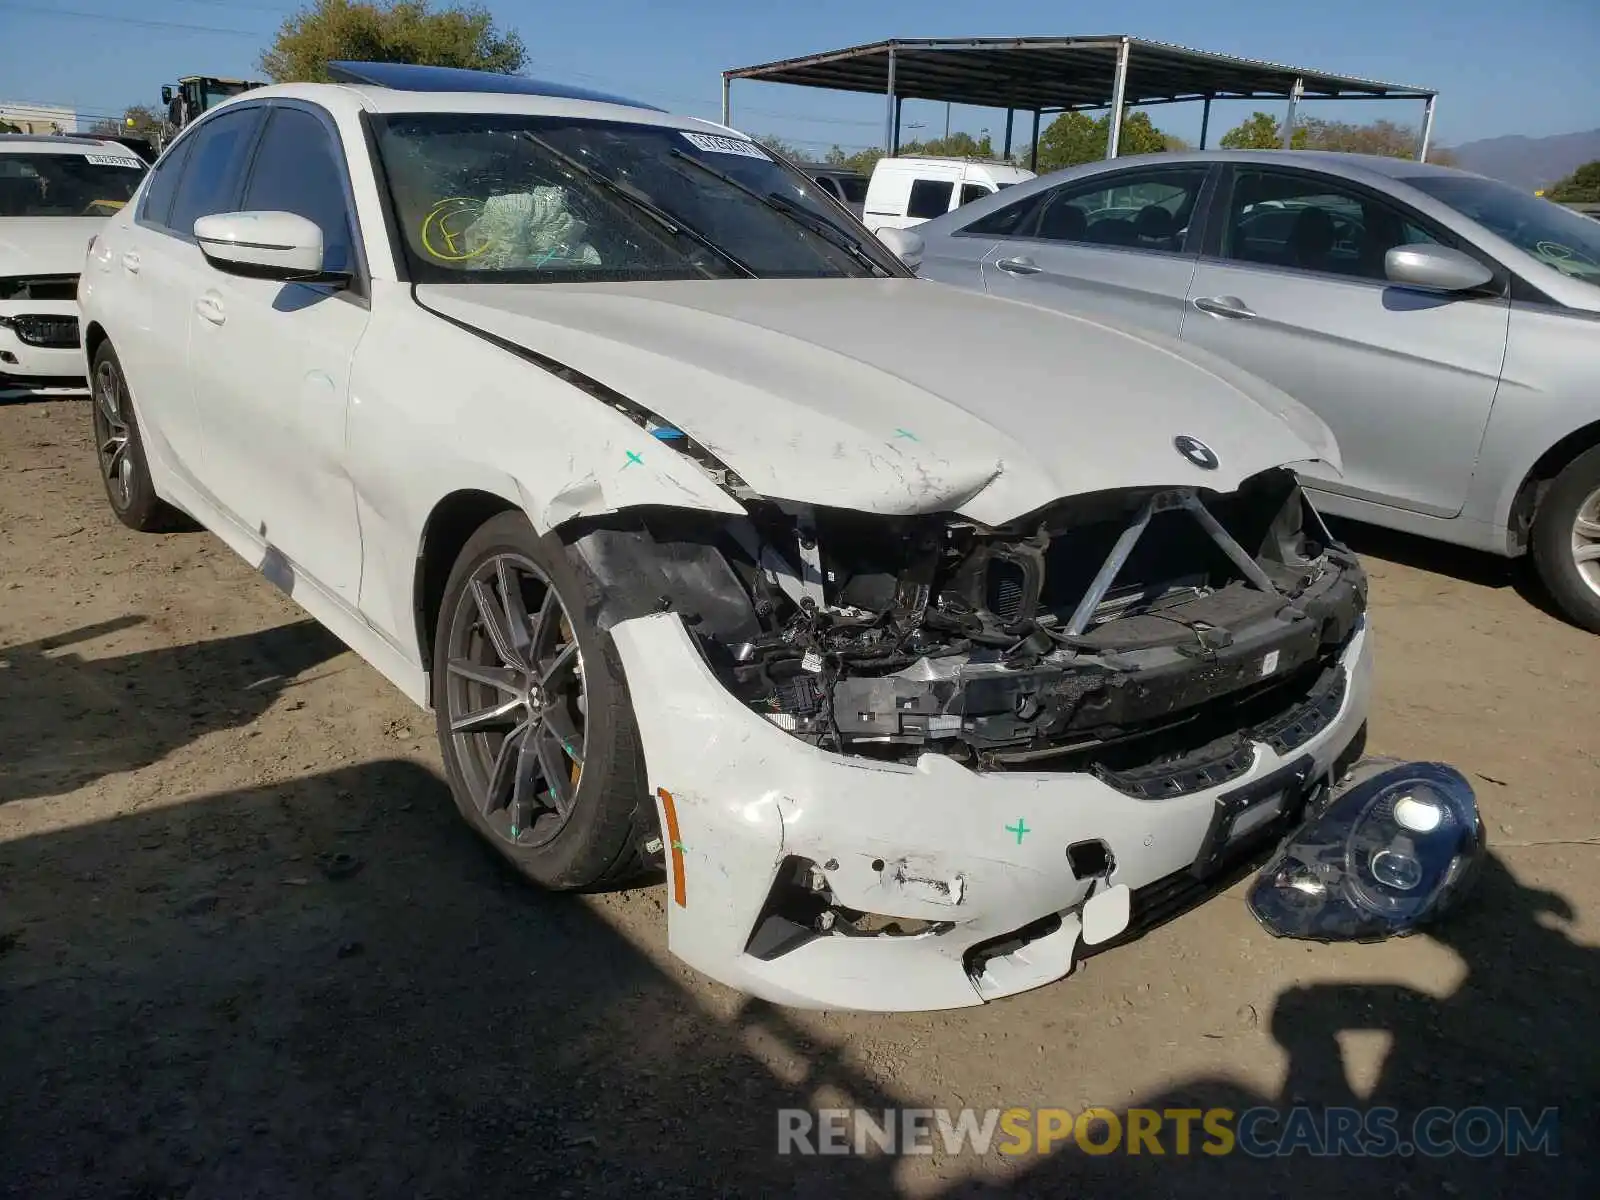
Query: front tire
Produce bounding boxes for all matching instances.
[1530,444,1600,634]
[90,341,175,532]
[431,512,654,889]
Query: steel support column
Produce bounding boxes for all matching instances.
[1283,76,1304,149]
[1003,108,1015,158]
[1198,95,1212,149]
[1417,94,1437,161]
[720,74,731,126]
[1030,109,1041,171]
[883,46,897,153]
[893,95,904,154]
[1105,36,1131,159]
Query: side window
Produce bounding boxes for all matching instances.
[959,187,1049,237]
[138,135,195,229]
[1024,166,1211,251]
[959,182,991,207]
[1222,169,1441,281]
[241,107,357,273]
[167,107,265,239]
[907,178,954,220]
[813,176,841,201]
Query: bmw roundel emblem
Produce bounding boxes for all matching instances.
[1174,435,1219,471]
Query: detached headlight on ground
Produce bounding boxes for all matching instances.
[1247,759,1484,941]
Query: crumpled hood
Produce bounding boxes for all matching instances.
[0,218,99,281]
[418,277,1340,525]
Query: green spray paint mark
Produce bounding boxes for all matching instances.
[1006,818,1031,845]
[622,450,644,469]
[671,840,687,853]
[894,428,919,441]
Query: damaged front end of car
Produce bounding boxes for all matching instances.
[568,465,1365,794]
[558,444,1476,1009]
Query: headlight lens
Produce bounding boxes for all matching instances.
[1247,759,1483,941]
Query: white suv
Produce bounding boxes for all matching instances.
[78,62,1424,1012]
[0,134,145,396]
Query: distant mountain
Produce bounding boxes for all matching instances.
[1444,129,1600,191]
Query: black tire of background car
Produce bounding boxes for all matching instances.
[1531,443,1600,635]
[90,341,178,533]
[431,511,655,889]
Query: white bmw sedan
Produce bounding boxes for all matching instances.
[81,62,1437,1011]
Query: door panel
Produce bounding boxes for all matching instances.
[1181,167,1509,518]
[977,164,1214,337]
[182,104,369,601]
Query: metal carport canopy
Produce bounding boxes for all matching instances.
[721,36,1439,162]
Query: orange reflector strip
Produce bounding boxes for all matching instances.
[658,787,686,907]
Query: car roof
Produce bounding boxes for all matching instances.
[0,134,142,157]
[1035,148,1477,186]
[214,76,736,139]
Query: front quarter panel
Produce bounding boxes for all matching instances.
[1468,303,1600,551]
[346,281,744,663]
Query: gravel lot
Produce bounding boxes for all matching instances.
[2,395,1595,1198]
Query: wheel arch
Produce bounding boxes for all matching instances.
[83,321,109,370]
[1508,418,1600,551]
[413,489,520,679]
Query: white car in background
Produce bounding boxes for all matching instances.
[76,63,1480,1011]
[0,134,146,397]
[862,155,1034,234]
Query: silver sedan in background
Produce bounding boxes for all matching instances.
[903,151,1600,632]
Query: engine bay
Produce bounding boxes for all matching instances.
[566,467,1366,794]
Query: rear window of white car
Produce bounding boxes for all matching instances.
[0,151,145,217]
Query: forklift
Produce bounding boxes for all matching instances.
[162,76,265,131]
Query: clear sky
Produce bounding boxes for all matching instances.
[0,0,1595,151]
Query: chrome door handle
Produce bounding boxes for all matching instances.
[120,251,141,275]
[194,294,226,325]
[1192,295,1256,319]
[996,257,1042,275]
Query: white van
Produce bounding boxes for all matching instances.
[862,157,1035,234]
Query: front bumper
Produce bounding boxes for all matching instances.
[0,302,85,396]
[611,611,1373,1012]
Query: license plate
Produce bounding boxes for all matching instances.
[1191,754,1316,879]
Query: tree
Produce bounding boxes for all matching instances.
[89,105,174,142]
[752,135,803,160]
[1029,110,1171,172]
[261,0,525,83]
[1220,111,1306,150]
[1218,111,1454,163]
[1548,161,1600,204]
[0,119,20,134]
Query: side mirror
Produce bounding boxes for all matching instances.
[161,86,173,105]
[876,226,924,270]
[193,211,347,285]
[1384,244,1494,293]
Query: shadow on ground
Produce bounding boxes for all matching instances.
[3,758,1591,1198]
[1327,516,1568,622]
[0,618,343,805]
[0,625,1592,1196]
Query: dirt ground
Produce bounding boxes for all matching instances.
[1,395,1595,1199]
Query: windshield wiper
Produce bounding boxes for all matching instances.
[667,149,892,277]
[511,131,757,279]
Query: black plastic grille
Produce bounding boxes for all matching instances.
[10,315,80,348]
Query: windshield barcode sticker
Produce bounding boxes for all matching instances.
[84,154,143,168]
[680,132,770,160]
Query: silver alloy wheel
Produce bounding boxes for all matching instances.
[93,359,133,508]
[1573,485,1600,601]
[443,552,587,848]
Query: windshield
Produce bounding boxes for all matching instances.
[0,153,145,217]
[1404,174,1600,291]
[373,114,900,283]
